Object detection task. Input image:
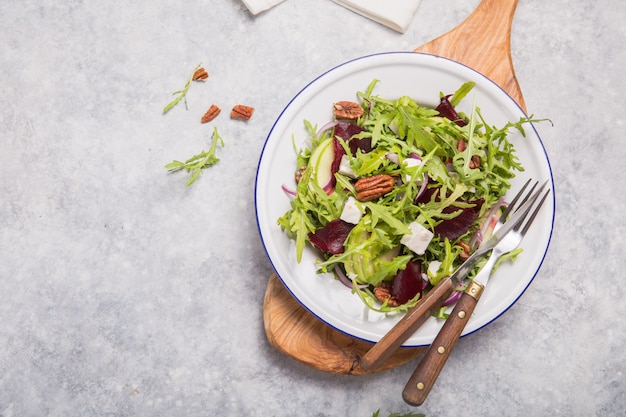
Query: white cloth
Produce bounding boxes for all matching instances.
[330,0,422,33]
[241,0,285,15]
[240,0,421,33]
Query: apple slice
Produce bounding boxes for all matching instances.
[308,137,335,192]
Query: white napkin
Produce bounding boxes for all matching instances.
[331,0,422,33]
[241,0,285,15]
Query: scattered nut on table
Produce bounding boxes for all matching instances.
[192,67,209,81]
[201,104,221,123]
[230,104,255,121]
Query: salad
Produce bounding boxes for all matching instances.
[278,79,535,315]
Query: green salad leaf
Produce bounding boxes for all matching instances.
[165,126,224,186]
[163,63,202,114]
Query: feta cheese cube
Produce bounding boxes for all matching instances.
[339,196,363,224]
[427,260,442,276]
[338,155,356,178]
[403,158,422,169]
[402,158,424,183]
[401,221,434,255]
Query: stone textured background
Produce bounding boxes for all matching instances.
[1,0,623,416]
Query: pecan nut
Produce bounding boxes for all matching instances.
[192,67,209,81]
[295,165,307,183]
[458,241,471,260]
[333,101,364,120]
[230,104,254,121]
[457,139,481,169]
[469,155,481,169]
[201,104,221,123]
[354,174,395,201]
[373,282,400,307]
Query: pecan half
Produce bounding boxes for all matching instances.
[458,241,471,260]
[230,104,254,121]
[457,139,481,169]
[192,67,209,81]
[295,165,307,183]
[201,104,221,123]
[373,283,400,307]
[354,174,395,201]
[333,101,364,120]
[469,155,481,169]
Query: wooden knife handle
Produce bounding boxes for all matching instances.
[360,276,455,370]
[402,280,484,406]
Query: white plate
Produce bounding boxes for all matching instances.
[255,52,554,347]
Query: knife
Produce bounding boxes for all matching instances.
[360,180,542,371]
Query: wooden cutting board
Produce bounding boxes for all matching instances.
[263,0,527,375]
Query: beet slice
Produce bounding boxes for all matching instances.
[330,137,346,180]
[308,219,355,255]
[333,122,364,142]
[436,94,467,127]
[333,122,372,155]
[414,186,484,240]
[434,200,484,240]
[414,186,438,205]
[390,260,426,304]
[349,137,372,155]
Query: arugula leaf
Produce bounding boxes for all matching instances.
[165,126,224,186]
[448,81,476,107]
[363,202,411,235]
[277,129,346,262]
[163,63,201,114]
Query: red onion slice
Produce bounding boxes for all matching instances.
[385,152,400,165]
[415,175,429,201]
[281,184,296,197]
[317,120,338,137]
[335,266,367,289]
[441,282,466,306]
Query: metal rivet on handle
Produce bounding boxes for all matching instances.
[437,346,446,354]
[458,311,466,319]
[417,382,425,390]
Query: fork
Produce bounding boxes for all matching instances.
[361,179,544,371]
[402,180,550,406]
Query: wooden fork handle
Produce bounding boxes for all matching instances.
[402,280,484,406]
[360,276,455,370]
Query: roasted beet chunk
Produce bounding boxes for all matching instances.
[390,260,427,305]
[434,199,484,240]
[333,122,364,142]
[436,94,467,127]
[308,219,355,255]
[333,122,372,155]
[330,137,346,179]
[349,136,372,155]
[414,186,484,240]
[414,186,438,205]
